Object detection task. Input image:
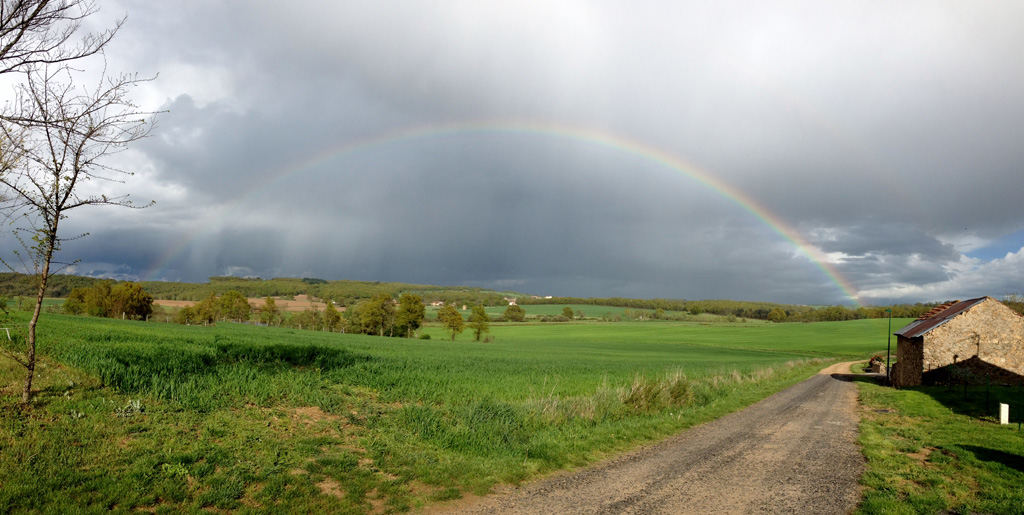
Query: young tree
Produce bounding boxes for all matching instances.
[217,290,251,322]
[767,308,787,323]
[0,5,156,403]
[503,303,526,322]
[82,280,113,317]
[395,293,425,337]
[259,296,280,326]
[61,286,86,315]
[437,304,464,341]
[291,308,322,331]
[360,293,395,336]
[323,299,342,332]
[174,305,196,325]
[469,303,490,341]
[191,293,220,325]
[344,301,364,334]
[562,306,575,320]
[110,282,153,320]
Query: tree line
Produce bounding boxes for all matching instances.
[516,295,952,322]
[15,272,1023,329]
[49,282,508,343]
[168,291,431,339]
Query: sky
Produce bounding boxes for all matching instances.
[5,0,1023,306]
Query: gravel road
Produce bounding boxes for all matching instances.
[429,361,865,514]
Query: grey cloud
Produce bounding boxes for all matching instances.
[808,222,960,261]
[12,0,1020,305]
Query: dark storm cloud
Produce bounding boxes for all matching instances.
[808,222,960,262]
[11,0,1020,305]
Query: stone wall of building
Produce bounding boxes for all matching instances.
[892,336,923,386]
[922,298,1024,376]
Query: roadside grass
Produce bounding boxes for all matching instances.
[856,379,1024,514]
[0,314,892,513]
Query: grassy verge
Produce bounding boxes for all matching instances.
[856,379,1024,514]
[0,356,832,513]
[0,315,887,513]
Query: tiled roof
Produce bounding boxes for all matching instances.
[894,297,989,339]
[916,301,960,321]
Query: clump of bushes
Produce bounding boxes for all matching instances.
[63,280,154,320]
[538,315,571,323]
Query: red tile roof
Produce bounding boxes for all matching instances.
[916,301,960,321]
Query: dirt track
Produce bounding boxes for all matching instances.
[431,362,865,514]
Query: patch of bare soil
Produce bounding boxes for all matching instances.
[318,477,345,499]
[153,295,345,313]
[289,406,341,424]
[427,361,866,514]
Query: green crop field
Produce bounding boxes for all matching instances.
[0,314,905,513]
[426,303,701,321]
[424,320,901,354]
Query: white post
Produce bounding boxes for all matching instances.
[1000,403,1010,425]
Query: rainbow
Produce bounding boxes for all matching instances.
[144,120,863,305]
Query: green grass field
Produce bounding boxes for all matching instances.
[856,378,1024,514]
[426,303,708,321]
[0,314,902,513]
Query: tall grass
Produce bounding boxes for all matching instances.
[24,314,875,445]
[27,315,369,411]
[523,359,816,425]
[0,313,887,511]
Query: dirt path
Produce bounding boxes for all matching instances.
[430,361,866,514]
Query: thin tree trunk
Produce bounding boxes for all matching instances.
[22,233,56,403]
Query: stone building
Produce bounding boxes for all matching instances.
[891,297,1024,386]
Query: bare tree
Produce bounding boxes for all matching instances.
[1,64,156,402]
[0,6,155,402]
[0,0,119,76]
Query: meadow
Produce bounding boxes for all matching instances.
[0,313,901,513]
[856,378,1024,514]
[427,303,722,322]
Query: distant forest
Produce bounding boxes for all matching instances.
[519,296,945,322]
[1,272,1015,322]
[0,273,512,310]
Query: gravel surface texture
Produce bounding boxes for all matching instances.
[429,361,866,514]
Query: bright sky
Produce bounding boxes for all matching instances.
[8,0,1023,306]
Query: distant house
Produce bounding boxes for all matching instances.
[891,297,1024,386]
[430,301,444,307]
